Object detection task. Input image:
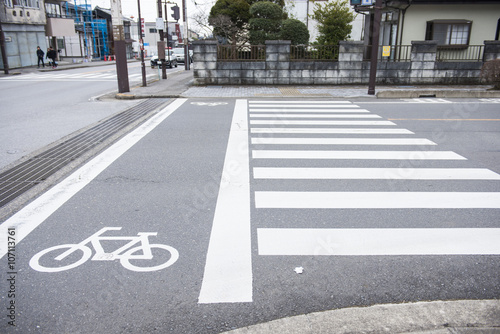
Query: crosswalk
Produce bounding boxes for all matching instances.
[199,99,500,304]
[0,72,156,82]
[249,100,500,255]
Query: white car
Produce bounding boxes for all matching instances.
[150,50,178,68]
[172,47,193,63]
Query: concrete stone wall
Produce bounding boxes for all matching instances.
[192,40,500,85]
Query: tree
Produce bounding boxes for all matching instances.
[280,19,309,45]
[209,0,251,45]
[248,1,283,45]
[311,0,355,46]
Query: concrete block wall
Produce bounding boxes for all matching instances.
[192,40,500,85]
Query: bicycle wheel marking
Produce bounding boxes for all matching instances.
[29,227,179,273]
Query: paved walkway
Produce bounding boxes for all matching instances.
[115,68,500,99]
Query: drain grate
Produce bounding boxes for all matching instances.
[0,98,170,208]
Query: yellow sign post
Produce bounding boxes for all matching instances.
[382,46,391,57]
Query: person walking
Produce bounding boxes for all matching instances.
[36,46,45,68]
[46,47,57,69]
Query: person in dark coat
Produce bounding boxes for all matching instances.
[36,46,45,68]
[46,47,57,68]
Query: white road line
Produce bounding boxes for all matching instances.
[250,106,370,114]
[253,167,500,180]
[257,228,500,255]
[251,150,466,160]
[248,104,356,108]
[249,108,369,113]
[2,79,115,82]
[251,128,414,134]
[198,99,253,304]
[403,98,452,103]
[249,101,352,104]
[0,99,187,259]
[249,114,381,119]
[254,191,500,208]
[76,73,100,78]
[251,138,436,145]
[250,120,396,126]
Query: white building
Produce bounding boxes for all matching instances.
[285,0,365,43]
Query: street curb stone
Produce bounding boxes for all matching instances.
[222,300,500,334]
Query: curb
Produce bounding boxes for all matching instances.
[222,300,500,334]
[377,90,500,99]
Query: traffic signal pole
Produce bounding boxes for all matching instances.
[157,0,167,79]
[182,0,190,70]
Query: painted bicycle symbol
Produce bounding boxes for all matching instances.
[29,227,179,273]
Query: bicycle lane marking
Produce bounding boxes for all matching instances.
[198,99,253,304]
[0,99,187,259]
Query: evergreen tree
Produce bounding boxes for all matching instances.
[209,0,251,45]
[248,1,284,45]
[280,19,309,45]
[311,0,355,45]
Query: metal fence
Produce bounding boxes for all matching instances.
[436,45,484,62]
[217,43,486,62]
[290,45,340,61]
[217,45,265,61]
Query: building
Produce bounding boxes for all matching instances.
[94,6,135,59]
[1,0,48,68]
[354,0,500,60]
[285,0,365,43]
[1,0,136,69]
[138,21,187,57]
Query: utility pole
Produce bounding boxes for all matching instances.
[0,20,9,75]
[182,0,189,70]
[157,0,167,79]
[111,0,130,93]
[137,0,147,86]
[367,0,382,95]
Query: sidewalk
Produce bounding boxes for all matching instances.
[223,300,500,334]
[119,70,500,99]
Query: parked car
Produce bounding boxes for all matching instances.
[172,47,193,63]
[150,51,178,68]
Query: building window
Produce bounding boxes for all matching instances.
[45,2,61,16]
[24,0,39,8]
[426,20,472,47]
[4,0,13,8]
[149,28,157,33]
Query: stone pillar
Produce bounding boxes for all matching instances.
[410,40,437,84]
[338,41,364,84]
[483,40,500,62]
[192,40,218,84]
[265,40,291,84]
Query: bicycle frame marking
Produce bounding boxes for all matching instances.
[55,227,156,262]
[30,227,179,272]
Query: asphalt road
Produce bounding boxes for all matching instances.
[0,97,499,333]
[0,62,180,170]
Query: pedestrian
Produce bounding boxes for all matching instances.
[46,47,57,69]
[36,46,45,68]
